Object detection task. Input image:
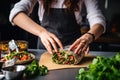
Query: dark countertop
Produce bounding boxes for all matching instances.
[25,49,117,80]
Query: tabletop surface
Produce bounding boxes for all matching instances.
[24,49,117,80]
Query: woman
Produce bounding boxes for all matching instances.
[9,0,106,54]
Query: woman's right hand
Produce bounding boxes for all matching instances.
[38,29,64,54]
[12,12,63,53]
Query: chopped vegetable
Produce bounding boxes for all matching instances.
[25,60,48,77]
[76,52,120,80]
[20,55,28,60]
[39,65,48,76]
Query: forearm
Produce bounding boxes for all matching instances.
[81,24,104,44]
[13,12,45,37]
[88,23,104,40]
[69,23,104,54]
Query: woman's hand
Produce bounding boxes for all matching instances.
[38,29,64,54]
[68,33,94,54]
[68,24,104,54]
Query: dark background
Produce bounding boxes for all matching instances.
[0,0,38,49]
[0,0,120,51]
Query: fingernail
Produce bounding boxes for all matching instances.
[55,49,58,52]
[49,51,53,54]
[85,51,89,54]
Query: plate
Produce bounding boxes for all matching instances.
[0,52,36,65]
[15,53,35,64]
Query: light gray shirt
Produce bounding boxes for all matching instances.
[9,0,106,32]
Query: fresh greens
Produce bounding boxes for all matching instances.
[76,52,120,80]
[25,60,48,77]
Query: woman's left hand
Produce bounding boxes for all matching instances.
[68,33,93,54]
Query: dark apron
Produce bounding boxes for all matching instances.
[37,8,81,49]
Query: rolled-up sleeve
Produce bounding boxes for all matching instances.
[84,0,106,33]
[9,0,37,25]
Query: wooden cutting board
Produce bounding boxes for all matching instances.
[39,52,96,70]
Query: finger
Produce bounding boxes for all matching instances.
[42,39,53,54]
[85,46,89,54]
[77,49,82,54]
[69,38,80,51]
[74,41,85,54]
[48,37,58,52]
[69,45,77,51]
[74,40,86,54]
[82,44,88,52]
[51,34,64,49]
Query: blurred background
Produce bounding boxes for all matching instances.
[0,0,120,51]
